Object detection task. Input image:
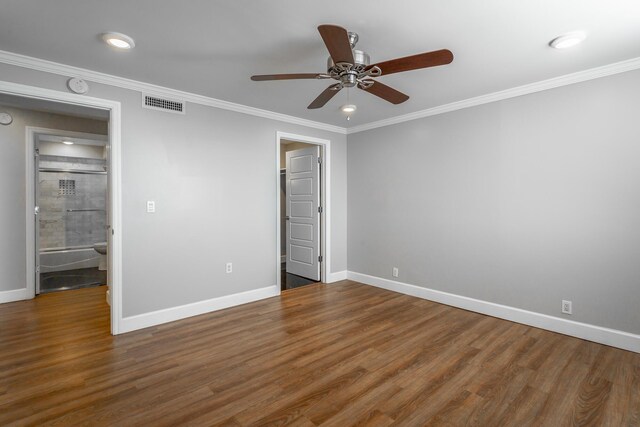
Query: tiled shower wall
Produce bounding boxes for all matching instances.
[39,155,107,250]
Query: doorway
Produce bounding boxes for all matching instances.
[33,130,109,294]
[0,80,123,334]
[276,132,331,292]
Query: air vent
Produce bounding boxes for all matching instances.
[142,94,185,114]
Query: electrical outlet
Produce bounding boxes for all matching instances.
[562,300,572,315]
[392,267,399,278]
[146,200,155,213]
[226,262,232,274]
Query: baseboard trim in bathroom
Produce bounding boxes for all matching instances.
[119,285,280,333]
[0,288,31,304]
[347,271,640,353]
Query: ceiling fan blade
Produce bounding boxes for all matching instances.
[368,49,453,76]
[318,24,355,65]
[308,84,342,109]
[251,73,327,81]
[359,80,409,104]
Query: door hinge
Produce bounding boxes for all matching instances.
[36,265,40,273]
[318,156,322,164]
[318,255,323,262]
[34,206,40,215]
[318,206,323,213]
[34,148,40,157]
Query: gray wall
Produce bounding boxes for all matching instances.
[0,62,347,317]
[348,69,640,335]
[0,106,107,292]
[39,141,105,159]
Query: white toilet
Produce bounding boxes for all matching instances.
[93,242,108,271]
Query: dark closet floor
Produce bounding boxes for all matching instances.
[281,266,318,291]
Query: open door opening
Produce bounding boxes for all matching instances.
[0,84,121,335]
[34,130,109,296]
[281,141,321,290]
[277,133,331,292]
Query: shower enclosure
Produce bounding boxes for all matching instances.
[36,145,108,293]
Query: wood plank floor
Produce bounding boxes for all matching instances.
[0,281,638,426]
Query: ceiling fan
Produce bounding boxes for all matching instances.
[251,24,454,109]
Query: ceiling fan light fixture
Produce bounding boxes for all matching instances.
[549,31,586,49]
[341,104,357,121]
[102,32,135,50]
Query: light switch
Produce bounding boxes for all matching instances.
[146,201,156,213]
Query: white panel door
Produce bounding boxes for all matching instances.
[286,146,320,281]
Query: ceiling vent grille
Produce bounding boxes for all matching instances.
[142,94,185,114]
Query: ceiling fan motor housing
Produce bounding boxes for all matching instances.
[327,49,371,87]
[327,49,370,70]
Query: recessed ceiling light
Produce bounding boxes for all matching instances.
[341,104,357,113]
[102,32,135,50]
[62,141,74,145]
[549,32,586,49]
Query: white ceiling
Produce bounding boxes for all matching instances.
[1,0,639,128]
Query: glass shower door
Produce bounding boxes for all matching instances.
[37,168,107,293]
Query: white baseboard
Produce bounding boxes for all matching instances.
[327,270,348,283]
[347,271,640,353]
[0,288,31,304]
[119,285,279,334]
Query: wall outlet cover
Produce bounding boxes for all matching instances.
[562,300,572,315]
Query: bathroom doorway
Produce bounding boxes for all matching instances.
[0,81,123,334]
[34,130,109,294]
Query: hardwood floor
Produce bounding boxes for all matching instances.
[1,281,638,426]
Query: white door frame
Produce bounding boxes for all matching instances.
[0,80,123,335]
[276,131,331,291]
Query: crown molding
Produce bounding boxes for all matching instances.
[346,56,640,134]
[0,49,347,135]
[2,49,639,136]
